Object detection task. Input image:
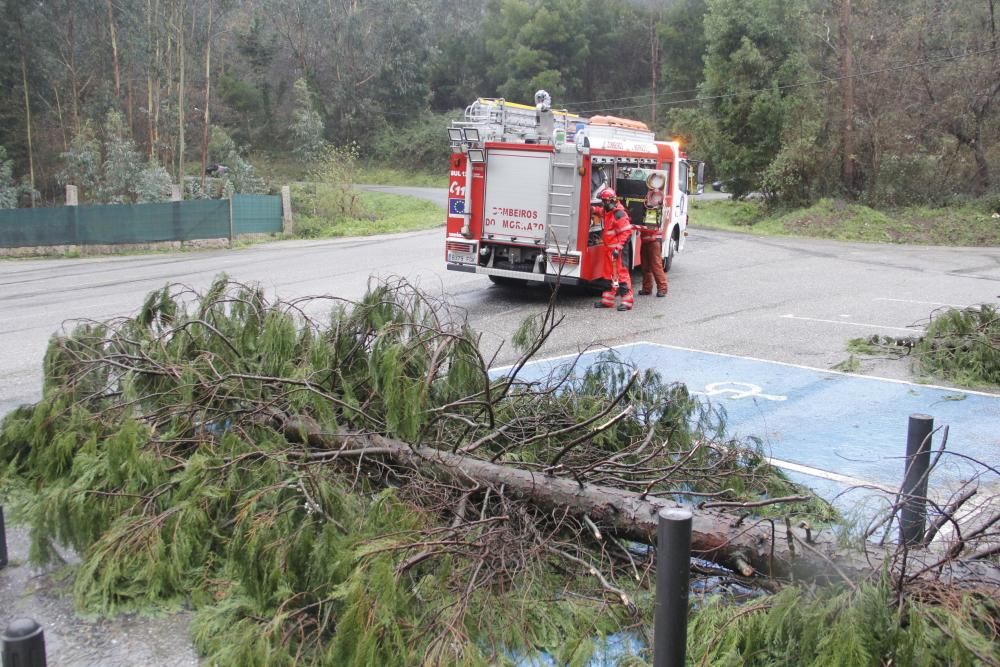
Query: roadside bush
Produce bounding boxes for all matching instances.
[862,153,952,208]
[59,112,172,204]
[760,134,836,207]
[371,110,460,172]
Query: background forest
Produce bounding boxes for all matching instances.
[0,0,997,208]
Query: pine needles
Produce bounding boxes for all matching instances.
[916,304,1000,387]
[688,578,1000,666]
[1,276,993,665]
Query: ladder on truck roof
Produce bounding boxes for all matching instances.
[456,98,586,144]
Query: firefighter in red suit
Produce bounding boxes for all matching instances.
[638,218,668,297]
[593,187,634,311]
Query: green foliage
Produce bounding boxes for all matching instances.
[0,278,827,664]
[862,152,958,209]
[914,304,1000,387]
[290,79,328,162]
[657,0,709,108]
[481,0,648,108]
[290,145,366,234]
[371,110,460,172]
[700,0,809,199]
[688,579,1000,666]
[201,127,265,197]
[58,111,171,204]
[0,145,19,208]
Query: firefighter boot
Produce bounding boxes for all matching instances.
[595,288,617,308]
[616,285,633,311]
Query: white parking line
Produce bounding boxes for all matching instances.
[767,457,894,494]
[498,341,1000,398]
[780,314,923,333]
[874,297,969,308]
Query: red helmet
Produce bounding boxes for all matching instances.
[598,187,617,202]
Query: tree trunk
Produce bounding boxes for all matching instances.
[20,53,36,207]
[200,1,213,194]
[650,20,658,127]
[106,0,121,99]
[972,121,990,196]
[285,425,1000,588]
[839,0,855,194]
[177,2,186,186]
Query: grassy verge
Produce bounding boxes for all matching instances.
[291,186,444,238]
[690,197,1000,245]
[354,165,447,188]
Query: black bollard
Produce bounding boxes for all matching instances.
[2,618,47,667]
[654,508,692,667]
[900,414,934,547]
[0,505,7,569]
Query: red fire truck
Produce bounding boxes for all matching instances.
[444,93,703,288]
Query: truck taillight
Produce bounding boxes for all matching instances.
[549,253,580,266]
[447,241,475,253]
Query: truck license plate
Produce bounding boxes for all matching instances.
[448,251,476,265]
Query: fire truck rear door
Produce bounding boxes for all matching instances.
[482,149,550,245]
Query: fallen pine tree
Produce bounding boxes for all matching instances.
[1,276,997,665]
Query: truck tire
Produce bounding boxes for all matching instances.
[662,232,677,273]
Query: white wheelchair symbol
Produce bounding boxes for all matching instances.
[692,381,787,402]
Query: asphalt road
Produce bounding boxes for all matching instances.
[1,188,999,665]
[3,193,999,416]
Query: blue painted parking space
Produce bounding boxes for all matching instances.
[509,343,999,502]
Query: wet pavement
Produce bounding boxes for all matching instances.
[1,522,201,667]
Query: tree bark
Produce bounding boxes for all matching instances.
[177,1,186,186]
[650,20,658,127]
[285,424,1000,588]
[839,0,855,194]
[106,0,121,99]
[200,1,213,194]
[20,53,36,207]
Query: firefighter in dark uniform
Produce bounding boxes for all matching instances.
[593,187,634,311]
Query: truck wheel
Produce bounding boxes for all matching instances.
[662,233,677,273]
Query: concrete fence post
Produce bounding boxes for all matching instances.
[64,185,78,206]
[281,185,293,235]
[900,414,934,546]
[170,184,183,202]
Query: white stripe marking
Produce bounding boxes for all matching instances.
[781,313,923,333]
[767,458,893,493]
[496,341,1000,397]
[874,297,970,308]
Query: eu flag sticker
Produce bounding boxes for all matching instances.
[448,198,465,216]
